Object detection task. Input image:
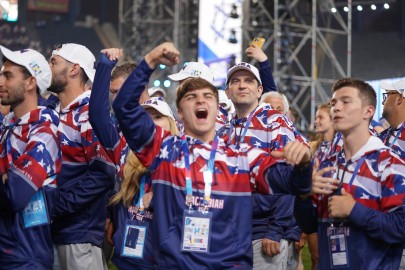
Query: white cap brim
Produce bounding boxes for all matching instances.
[0,45,25,68]
[168,72,190,82]
[380,81,396,91]
[227,66,262,85]
[141,103,174,120]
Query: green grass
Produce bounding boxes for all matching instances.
[301,244,312,270]
[108,261,117,270]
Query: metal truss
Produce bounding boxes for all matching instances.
[242,0,352,129]
[118,0,198,76]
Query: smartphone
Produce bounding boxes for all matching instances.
[250,37,266,48]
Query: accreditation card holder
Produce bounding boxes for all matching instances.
[22,189,49,228]
[121,219,148,258]
[181,210,213,253]
[327,224,349,268]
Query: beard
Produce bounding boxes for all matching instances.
[48,68,68,94]
[1,83,25,106]
[47,79,67,94]
[381,109,388,120]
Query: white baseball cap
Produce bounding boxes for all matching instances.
[393,79,405,98]
[148,86,166,98]
[51,43,96,83]
[226,62,262,85]
[168,62,214,84]
[141,97,175,120]
[218,90,232,111]
[380,81,396,91]
[0,45,52,95]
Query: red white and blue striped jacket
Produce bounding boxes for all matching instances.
[0,107,61,269]
[297,136,405,269]
[51,91,116,247]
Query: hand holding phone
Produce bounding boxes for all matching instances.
[250,37,266,48]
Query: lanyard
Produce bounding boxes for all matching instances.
[131,174,147,219]
[329,156,365,225]
[181,134,218,212]
[5,122,15,168]
[336,156,366,194]
[227,109,255,145]
[386,124,404,148]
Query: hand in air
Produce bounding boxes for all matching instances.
[101,48,123,61]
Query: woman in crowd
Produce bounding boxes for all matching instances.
[305,103,336,270]
[109,97,179,270]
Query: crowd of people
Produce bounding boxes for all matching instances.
[0,39,404,270]
[0,22,42,53]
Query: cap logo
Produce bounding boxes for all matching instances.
[237,62,252,69]
[190,70,202,76]
[19,49,29,53]
[29,61,42,76]
[144,97,164,105]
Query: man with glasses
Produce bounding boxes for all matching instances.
[379,80,405,270]
[380,81,405,158]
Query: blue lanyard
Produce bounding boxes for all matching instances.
[336,156,366,194]
[387,124,404,148]
[181,134,218,212]
[5,122,15,168]
[227,109,256,145]
[131,174,147,215]
[347,157,366,188]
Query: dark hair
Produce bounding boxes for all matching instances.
[332,78,376,108]
[111,62,137,81]
[77,69,88,85]
[176,77,218,109]
[2,56,40,95]
[2,56,31,79]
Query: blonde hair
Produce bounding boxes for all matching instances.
[110,115,179,207]
[311,103,334,155]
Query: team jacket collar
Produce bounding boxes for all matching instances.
[339,136,389,163]
[56,90,90,114]
[2,107,46,127]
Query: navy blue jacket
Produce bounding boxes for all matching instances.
[112,59,311,269]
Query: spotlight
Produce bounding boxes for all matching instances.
[343,6,349,12]
[163,80,171,88]
[159,64,166,70]
[357,5,362,11]
[371,4,377,10]
[384,3,389,9]
[229,4,239,19]
[331,7,337,13]
[228,29,237,44]
[153,80,161,87]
